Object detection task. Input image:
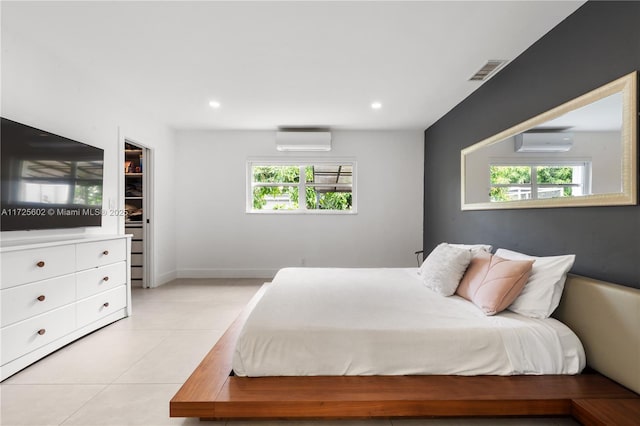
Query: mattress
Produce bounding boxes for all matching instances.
[232,267,585,377]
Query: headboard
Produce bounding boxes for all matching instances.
[554,274,640,394]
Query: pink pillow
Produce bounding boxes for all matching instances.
[456,252,534,315]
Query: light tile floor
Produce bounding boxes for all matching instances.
[0,279,579,426]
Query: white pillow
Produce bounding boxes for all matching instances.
[449,243,493,254]
[419,243,472,296]
[495,248,575,318]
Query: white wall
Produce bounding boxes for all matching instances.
[1,22,177,286]
[175,130,423,278]
[2,21,422,282]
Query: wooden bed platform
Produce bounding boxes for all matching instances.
[171,278,640,423]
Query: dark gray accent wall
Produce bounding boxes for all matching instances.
[423,1,640,289]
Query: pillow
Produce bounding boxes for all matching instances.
[419,243,472,296]
[456,252,534,315]
[449,243,493,254]
[495,248,576,318]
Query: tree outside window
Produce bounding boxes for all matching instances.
[248,162,355,213]
[490,162,589,202]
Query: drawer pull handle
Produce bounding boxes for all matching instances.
[36,261,46,268]
[103,276,110,282]
[102,250,109,256]
[37,329,46,335]
[103,302,110,308]
[37,295,46,302]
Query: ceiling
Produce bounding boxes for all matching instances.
[2,1,585,131]
[539,93,622,132]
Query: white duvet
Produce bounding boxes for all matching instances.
[233,267,585,377]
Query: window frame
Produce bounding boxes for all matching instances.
[489,158,592,202]
[246,158,357,214]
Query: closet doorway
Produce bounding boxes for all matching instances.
[123,140,153,288]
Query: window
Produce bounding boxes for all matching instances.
[19,160,103,205]
[489,160,591,202]
[247,160,356,213]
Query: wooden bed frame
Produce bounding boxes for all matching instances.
[170,274,640,422]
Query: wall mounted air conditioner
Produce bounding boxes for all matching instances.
[514,132,573,152]
[276,130,331,151]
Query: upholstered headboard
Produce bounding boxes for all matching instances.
[554,274,640,394]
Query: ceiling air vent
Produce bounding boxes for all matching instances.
[469,60,508,81]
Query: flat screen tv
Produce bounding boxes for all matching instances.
[1,118,104,231]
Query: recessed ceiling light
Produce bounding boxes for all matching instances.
[371,102,382,110]
[209,100,221,108]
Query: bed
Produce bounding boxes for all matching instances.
[170,270,640,422]
[233,267,584,377]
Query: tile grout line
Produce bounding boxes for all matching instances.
[107,327,174,385]
[56,383,110,426]
[3,281,260,426]
[57,305,172,425]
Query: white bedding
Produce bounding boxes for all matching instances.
[232,267,585,377]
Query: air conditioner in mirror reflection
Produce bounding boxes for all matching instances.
[276,130,332,151]
[514,132,573,152]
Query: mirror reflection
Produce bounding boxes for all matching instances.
[461,72,636,210]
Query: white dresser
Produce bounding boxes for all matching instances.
[0,235,131,381]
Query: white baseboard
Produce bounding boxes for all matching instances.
[176,268,277,279]
[156,269,178,286]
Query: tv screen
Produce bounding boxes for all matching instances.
[1,118,104,231]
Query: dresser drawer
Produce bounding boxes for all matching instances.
[1,274,76,327]
[76,261,127,300]
[1,305,76,365]
[1,245,76,289]
[76,286,127,328]
[76,239,126,270]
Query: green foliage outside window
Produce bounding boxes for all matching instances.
[317,192,352,210]
[252,166,352,211]
[489,165,575,201]
[490,166,530,201]
[253,166,300,183]
[537,167,573,183]
[252,166,299,210]
[537,166,575,197]
[74,184,102,205]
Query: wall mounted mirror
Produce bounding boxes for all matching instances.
[461,71,637,210]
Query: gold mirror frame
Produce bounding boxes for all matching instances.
[461,71,637,211]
